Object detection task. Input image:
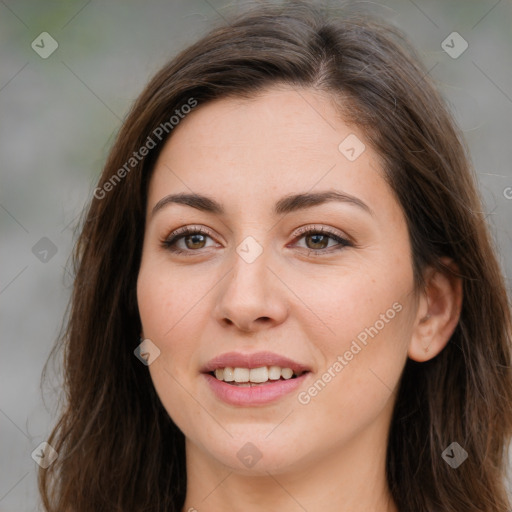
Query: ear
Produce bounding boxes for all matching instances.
[408,258,463,362]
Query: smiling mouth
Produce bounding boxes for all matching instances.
[208,366,309,386]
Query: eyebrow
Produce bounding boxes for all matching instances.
[151,190,374,218]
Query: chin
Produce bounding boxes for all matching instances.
[194,431,312,476]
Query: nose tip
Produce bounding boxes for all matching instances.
[213,256,289,333]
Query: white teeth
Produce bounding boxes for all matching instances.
[223,367,234,382]
[268,366,281,380]
[281,368,293,380]
[212,366,300,383]
[234,367,250,383]
[249,366,268,383]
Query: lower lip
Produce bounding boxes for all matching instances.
[203,373,309,406]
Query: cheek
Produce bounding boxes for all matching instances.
[292,258,414,417]
[295,307,412,449]
[137,256,203,341]
[136,258,212,424]
[137,263,198,369]
[291,255,413,352]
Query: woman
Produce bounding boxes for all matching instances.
[39,1,512,510]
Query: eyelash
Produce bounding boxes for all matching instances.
[161,224,352,256]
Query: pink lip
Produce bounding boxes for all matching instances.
[201,351,311,374]
[200,351,311,406]
[203,372,309,406]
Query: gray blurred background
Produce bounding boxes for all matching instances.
[1,0,511,510]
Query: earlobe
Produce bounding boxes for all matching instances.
[408,259,463,363]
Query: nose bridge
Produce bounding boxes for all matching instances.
[213,233,288,330]
[226,234,272,303]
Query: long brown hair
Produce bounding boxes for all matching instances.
[39,2,512,510]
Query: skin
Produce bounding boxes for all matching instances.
[137,85,462,512]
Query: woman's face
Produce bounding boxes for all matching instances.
[137,85,419,475]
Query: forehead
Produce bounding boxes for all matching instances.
[147,86,398,222]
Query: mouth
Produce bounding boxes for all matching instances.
[200,351,311,405]
[208,366,309,386]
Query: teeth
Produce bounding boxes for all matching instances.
[234,367,250,382]
[281,368,293,380]
[223,367,234,382]
[212,366,300,383]
[268,366,281,380]
[250,367,268,383]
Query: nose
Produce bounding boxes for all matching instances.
[212,243,289,333]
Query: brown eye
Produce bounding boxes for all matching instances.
[305,233,330,250]
[293,227,351,255]
[183,233,207,250]
[162,226,217,254]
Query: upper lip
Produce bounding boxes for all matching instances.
[201,351,311,374]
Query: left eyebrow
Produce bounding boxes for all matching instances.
[151,190,374,218]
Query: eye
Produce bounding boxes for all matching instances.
[161,226,218,254]
[291,225,352,255]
